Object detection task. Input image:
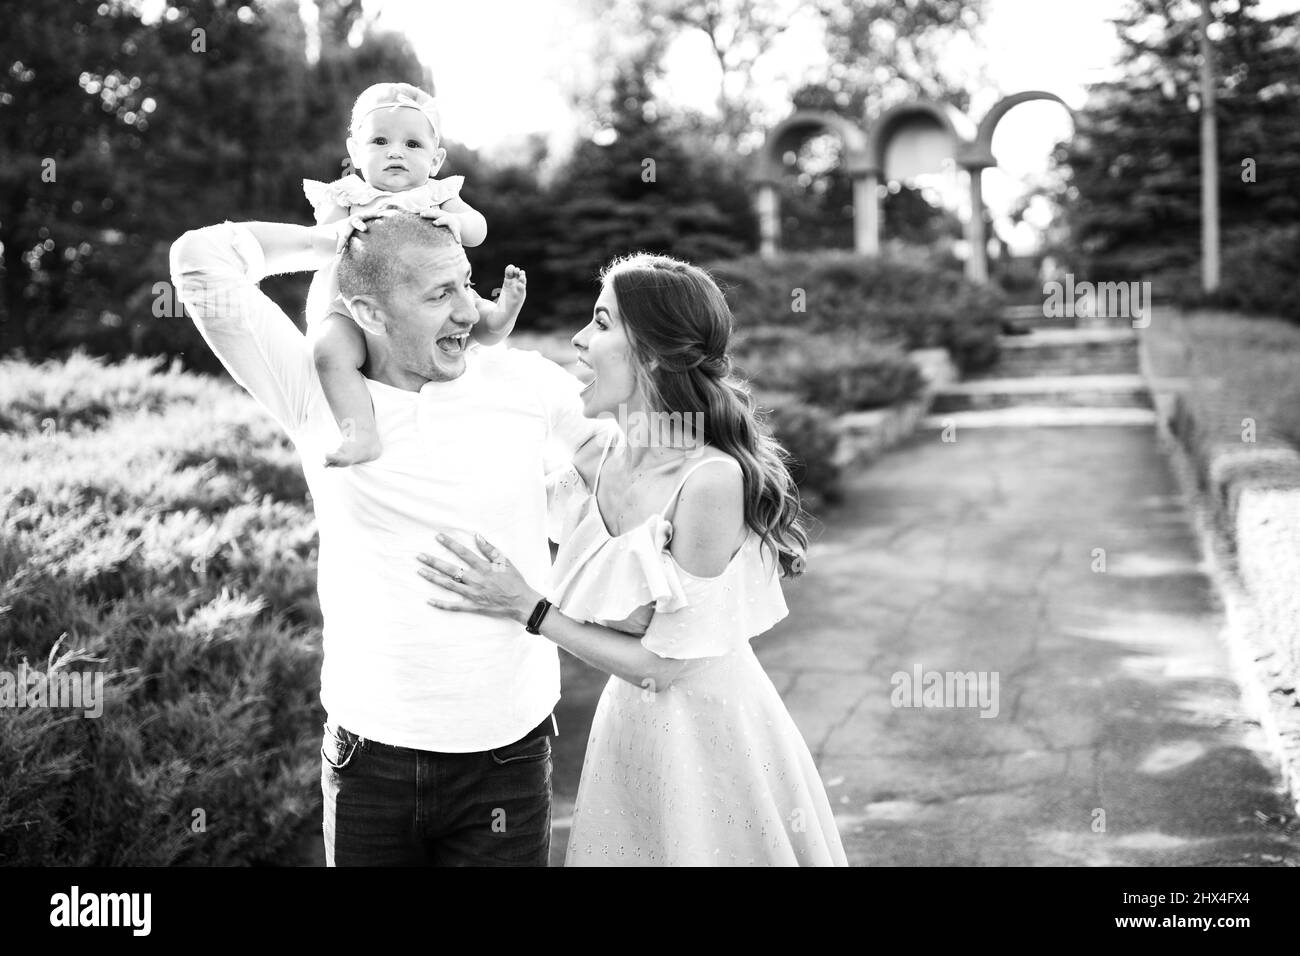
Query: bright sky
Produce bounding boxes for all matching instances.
[371,0,1128,251]
[379,0,1124,152]
[367,0,1295,251]
[369,0,598,161]
[963,0,1132,251]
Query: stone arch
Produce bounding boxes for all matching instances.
[752,110,872,257]
[960,92,1073,282]
[867,99,972,179]
[754,92,1072,279]
[966,91,1073,169]
[754,110,871,182]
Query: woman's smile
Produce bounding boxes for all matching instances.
[571,286,637,416]
[575,355,596,393]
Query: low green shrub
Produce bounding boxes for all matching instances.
[1193,226,1300,322]
[1087,227,1300,324]
[0,352,229,434]
[733,328,924,414]
[757,392,842,514]
[707,250,1004,374]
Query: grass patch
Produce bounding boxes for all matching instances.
[1143,308,1300,453]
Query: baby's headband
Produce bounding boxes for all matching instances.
[356,92,441,137]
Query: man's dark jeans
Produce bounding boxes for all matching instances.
[321,716,553,866]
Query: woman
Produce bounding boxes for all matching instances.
[417,253,847,866]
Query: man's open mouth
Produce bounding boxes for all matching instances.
[437,332,470,354]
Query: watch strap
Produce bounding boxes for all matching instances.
[525,597,553,635]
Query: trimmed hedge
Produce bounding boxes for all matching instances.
[1083,226,1300,325]
[732,326,924,415]
[0,352,223,434]
[757,393,843,514]
[1147,226,1300,323]
[706,248,991,511]
[707,250,1004,374]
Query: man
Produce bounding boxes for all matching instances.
[170,213,605,865]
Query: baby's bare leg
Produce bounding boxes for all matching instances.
[311,310,382,467]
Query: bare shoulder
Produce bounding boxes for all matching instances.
[669,452,747,577]
[677,451,743,503]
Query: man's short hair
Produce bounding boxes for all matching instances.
[336,213,460,303]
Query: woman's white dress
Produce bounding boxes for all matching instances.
[547,442,848,866]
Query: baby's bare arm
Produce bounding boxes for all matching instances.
[424,195,487,247]
[310,310,367,370]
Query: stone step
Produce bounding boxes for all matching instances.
[1001,304,1049,321]
[974,328,1140,378]
[1001,303,1077,332]
[929,374,1154,414]
[920,406,1158,429]
[1000,303,1145,333]
[998,328,1139,346]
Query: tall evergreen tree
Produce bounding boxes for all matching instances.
[1057,0,1300,281]
[540,52,755,326]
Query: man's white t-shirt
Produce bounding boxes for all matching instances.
[171,222,604,752]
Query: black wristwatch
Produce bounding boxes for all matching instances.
[525,597,553,635]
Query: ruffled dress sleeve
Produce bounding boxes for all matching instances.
[303,174,379,224]
[303,174,466,222]
[363,176,466,216]
[639,536,789,660]
[421,175,464,207]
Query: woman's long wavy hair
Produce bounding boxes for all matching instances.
[602,253,809,578]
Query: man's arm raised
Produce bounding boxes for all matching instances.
[169,220,340,432]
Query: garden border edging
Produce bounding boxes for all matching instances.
[1138,324,1300,812]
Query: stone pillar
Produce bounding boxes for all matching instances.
[853,171,880,256]
[756,182,780,259]
[965,165,988,284]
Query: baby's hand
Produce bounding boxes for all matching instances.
[420,205,462,243]
[316,207,398,255]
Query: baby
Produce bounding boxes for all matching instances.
[303,82,526,466]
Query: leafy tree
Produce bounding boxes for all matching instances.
[0,0,156,356]
[1056,0,1300,283]
[0,0,429,365]
[587,0,987,150]
[536,52,755,328]
[801,0,989,120]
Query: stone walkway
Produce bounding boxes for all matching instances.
[551,424,1300,865]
